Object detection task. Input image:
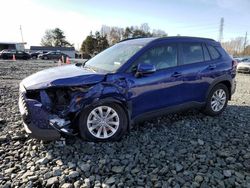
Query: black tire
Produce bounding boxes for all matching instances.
[44,56,48,60]
[78,103,128,142]
[203,84,229,116]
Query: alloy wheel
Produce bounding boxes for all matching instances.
[211,89,226,112]
[87,106,120,139]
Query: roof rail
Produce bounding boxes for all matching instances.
[153,36,216,41]
[119,37,153,43]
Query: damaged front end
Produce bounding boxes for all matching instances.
[18,83,91,141]
[18,62,130,141]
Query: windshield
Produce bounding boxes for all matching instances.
[84,42,144,72]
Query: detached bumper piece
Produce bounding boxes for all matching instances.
[49,116,77,136]
[19,90,75,141]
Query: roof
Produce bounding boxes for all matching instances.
[120,36,219,46]
[30,46,75,51]
[154,36,216,43]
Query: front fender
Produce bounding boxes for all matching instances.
[71,79,132,130]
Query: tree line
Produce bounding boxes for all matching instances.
[40,23,167,57]
[222,37,250,57]
[40,25,249,57]
[80,23,168,56]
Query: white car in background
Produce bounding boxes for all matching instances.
[237,58,250,73]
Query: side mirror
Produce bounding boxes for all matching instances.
[135,63,156,77]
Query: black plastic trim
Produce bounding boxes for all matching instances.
[131,101,205,124]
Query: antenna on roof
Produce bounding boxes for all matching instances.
[20,25,24,43]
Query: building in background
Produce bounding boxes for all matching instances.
[30,46,75,58]
[0,42,26,51]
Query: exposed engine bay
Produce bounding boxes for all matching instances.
[21,86,92,139]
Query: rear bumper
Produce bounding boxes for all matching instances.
[19,91,61,141]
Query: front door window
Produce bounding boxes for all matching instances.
[132,44,178,71]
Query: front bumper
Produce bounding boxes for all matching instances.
[19,89,61,141]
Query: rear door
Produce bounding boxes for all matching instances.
[178,42,210,103]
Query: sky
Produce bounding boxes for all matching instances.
[0,0,249,49]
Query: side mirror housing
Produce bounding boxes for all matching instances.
[135,63,156,77]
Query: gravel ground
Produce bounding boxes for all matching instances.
[0,60,250,188]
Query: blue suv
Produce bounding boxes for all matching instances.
[19,37,237,141]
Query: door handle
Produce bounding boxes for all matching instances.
[208,64,216,70]
[171,72,182,77]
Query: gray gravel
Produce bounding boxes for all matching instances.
[0,60,250,188]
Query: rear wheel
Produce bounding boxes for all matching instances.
[203,84,229,116]
[78,103,128,142]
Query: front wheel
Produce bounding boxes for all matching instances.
[78,103,128,142]
[203,84,229,116]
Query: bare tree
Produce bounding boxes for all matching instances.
[140,23,150,33]
[99,23,168,45]
[222,37,245,56]
[152,29,168,37]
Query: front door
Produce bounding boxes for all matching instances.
[125,43,185,118]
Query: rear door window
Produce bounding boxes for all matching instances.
[181,43,204,65]
[207,45,221,60]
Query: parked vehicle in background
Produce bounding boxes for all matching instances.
[30,51,48,59]
[234,57,244,62]
[19,37,236,142]
[241,57,250,62]
[38,51,68,60]
[0,50,31,60]
[237,58,250,73]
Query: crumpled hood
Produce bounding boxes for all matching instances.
[21,64,105,90]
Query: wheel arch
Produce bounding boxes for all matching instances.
[219,80,232,100]
[206,77,232,101]
[75,96,131,132]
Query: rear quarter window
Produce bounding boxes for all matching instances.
[207,45,221,60]
[216,46,230,58]
[203,44,211,61]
